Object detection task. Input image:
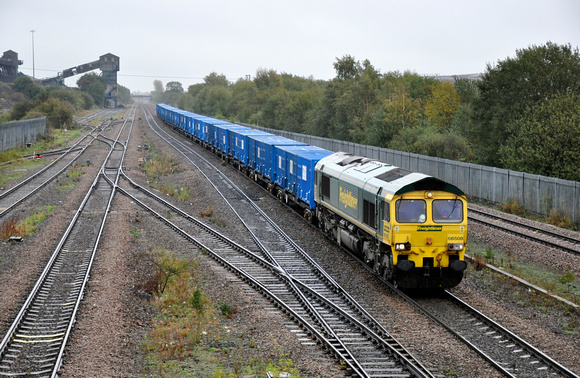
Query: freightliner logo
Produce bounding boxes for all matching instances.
[417,226,442,231]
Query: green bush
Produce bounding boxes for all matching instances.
[498,198,526,216]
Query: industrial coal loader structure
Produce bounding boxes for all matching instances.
[41,53,120,108]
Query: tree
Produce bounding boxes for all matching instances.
[8,100,36,121]
[35,98,74,129]
[164,81,184,106]
[333,55,361,81]
[152,80,164,102]
[472,42,580,166]
[384,81,422,131]
[453,77,479,104]
[225,79,260,122]
[425,81,460,131]
[13,76,44,99]
[389,123,473,161]
[279,88,322,133]
[165,81,184,93]
[192,85,230,118]
[204,72,229,87]
[77,73,106,106]
[313,56,383,142]
[117,84,131,105]
[46,86,80,108]
[499,94,580,181]
[254,68,282,90]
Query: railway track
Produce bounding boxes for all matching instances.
[468,207,580,256]
[0,106,135,377]
[0,110,121,220]
[408,290,578,377]
[0,134,97,220]
[132,104,434,377]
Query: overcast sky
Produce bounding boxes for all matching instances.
[3,0,579,93]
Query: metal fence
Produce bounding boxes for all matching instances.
[0,117,47,151]
[246,124,580,223]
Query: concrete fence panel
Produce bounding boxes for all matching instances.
[539,177,557,215]
[508,171,524,201]
[0,117,47,151]
[492,168,510,204]
[554,178,576,220]
[455,162,471,194]
[523,173,541,213]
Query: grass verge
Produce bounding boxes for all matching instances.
[157,181,191,202]
[57,164,86,191]
[142,139,182,182]
[466,242,579,301]
[0,126,83,186]
[142,249,302,377]
[465,242,580,336]
[0,205,56,239]
[199,206,226,227]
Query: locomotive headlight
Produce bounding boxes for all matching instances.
[395,242,412,251]
[425,191,434,199]
[448,243,464,251]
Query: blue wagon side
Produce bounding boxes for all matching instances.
[273,145,333,214]
[231,129,272,169]
[248,134,307,184]
[214,124,248,158]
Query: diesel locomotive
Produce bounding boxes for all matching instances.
[156,104,468,289]
[314,152,467,289]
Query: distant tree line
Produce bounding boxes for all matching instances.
[0,73,132,130]
[152,41,580,181]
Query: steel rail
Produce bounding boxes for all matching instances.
[444,290,579,378]
[149,105,580,377]
[0,136,99,220]
[147,104,580,377]
[118,172,376,376]
[333,237,578,377]
[469,207,580,246]
[468,209,580,256]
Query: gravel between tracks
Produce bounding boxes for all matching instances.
[1,106,578,377]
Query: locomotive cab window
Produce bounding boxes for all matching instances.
[433,199,463,223]
[383,201,390,222]
[396,199,426,223]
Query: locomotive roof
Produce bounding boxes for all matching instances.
[316,152,464,198]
